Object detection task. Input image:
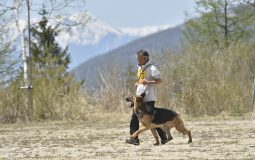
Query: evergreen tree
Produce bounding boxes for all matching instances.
[31,8,70,75]
[30,8,81,120]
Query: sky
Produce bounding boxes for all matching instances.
[85,0,197,27]
[3,0,198,28]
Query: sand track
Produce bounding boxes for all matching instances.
[0,120,254,159]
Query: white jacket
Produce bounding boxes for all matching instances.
[136,60,161,102]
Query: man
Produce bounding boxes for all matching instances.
[126,50,168,145]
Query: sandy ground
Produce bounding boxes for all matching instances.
[0,119,255,160]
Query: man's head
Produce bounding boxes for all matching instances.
[136,50,149,66]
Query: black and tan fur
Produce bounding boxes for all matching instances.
[126,93,192,145]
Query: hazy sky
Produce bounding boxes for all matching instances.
[85,0,197,27]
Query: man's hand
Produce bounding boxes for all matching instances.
[142,79,150,85]
[141,79,162,85]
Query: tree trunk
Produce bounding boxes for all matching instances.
[21,29,29,121]
[15,0,33,121]
[253,77,255,112]
[224,0,229,47]
[26,0,33,121]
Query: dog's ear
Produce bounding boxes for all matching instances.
[140,92,146,98]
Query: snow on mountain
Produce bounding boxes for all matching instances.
[6,12,172,69]
[57,18,171,47]
[120,25,171,36]
[56,16,172,69]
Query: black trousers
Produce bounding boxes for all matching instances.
[129,101,167,140]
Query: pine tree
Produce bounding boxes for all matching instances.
[29,8,79,120]
[31,8,70,75]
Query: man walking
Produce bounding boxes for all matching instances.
[126,50,168,145]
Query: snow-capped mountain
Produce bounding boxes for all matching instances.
[7,12,172,69]
[55,14,171,69]
[72,24,184,89]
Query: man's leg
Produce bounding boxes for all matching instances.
[126,112,140,145]
[130,112,139,137]
[155,128,168,143]
[145,101,168,143]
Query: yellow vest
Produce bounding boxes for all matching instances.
[137,68,147,84]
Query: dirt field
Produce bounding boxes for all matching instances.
[0,118,255,160]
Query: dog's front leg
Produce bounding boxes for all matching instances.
[131,127,149,138]
[150,129,160,145]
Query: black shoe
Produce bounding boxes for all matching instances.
[161,139,170,145]
[154,142,160,146]
[126,138,140,145]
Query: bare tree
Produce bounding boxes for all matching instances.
[0,0,90,121]
[0,14,19,86]
[184,0,255,47]
[243,0,255,7]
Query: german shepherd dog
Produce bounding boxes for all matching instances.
[126,93,192,145]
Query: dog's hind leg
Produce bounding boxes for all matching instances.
[174,115,192,143]
[150,129,160,145]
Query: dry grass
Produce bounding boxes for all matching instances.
[0,42,254,123]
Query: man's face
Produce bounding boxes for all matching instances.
[136,54,148,65]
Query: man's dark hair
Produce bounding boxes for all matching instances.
[136,50,149,57]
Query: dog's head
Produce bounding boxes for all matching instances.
[125,93,146,109]
[135,93,146,110]
[125,96,134,108]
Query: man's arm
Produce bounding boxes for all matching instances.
[142,78,162,85]
[141,65,162,85]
